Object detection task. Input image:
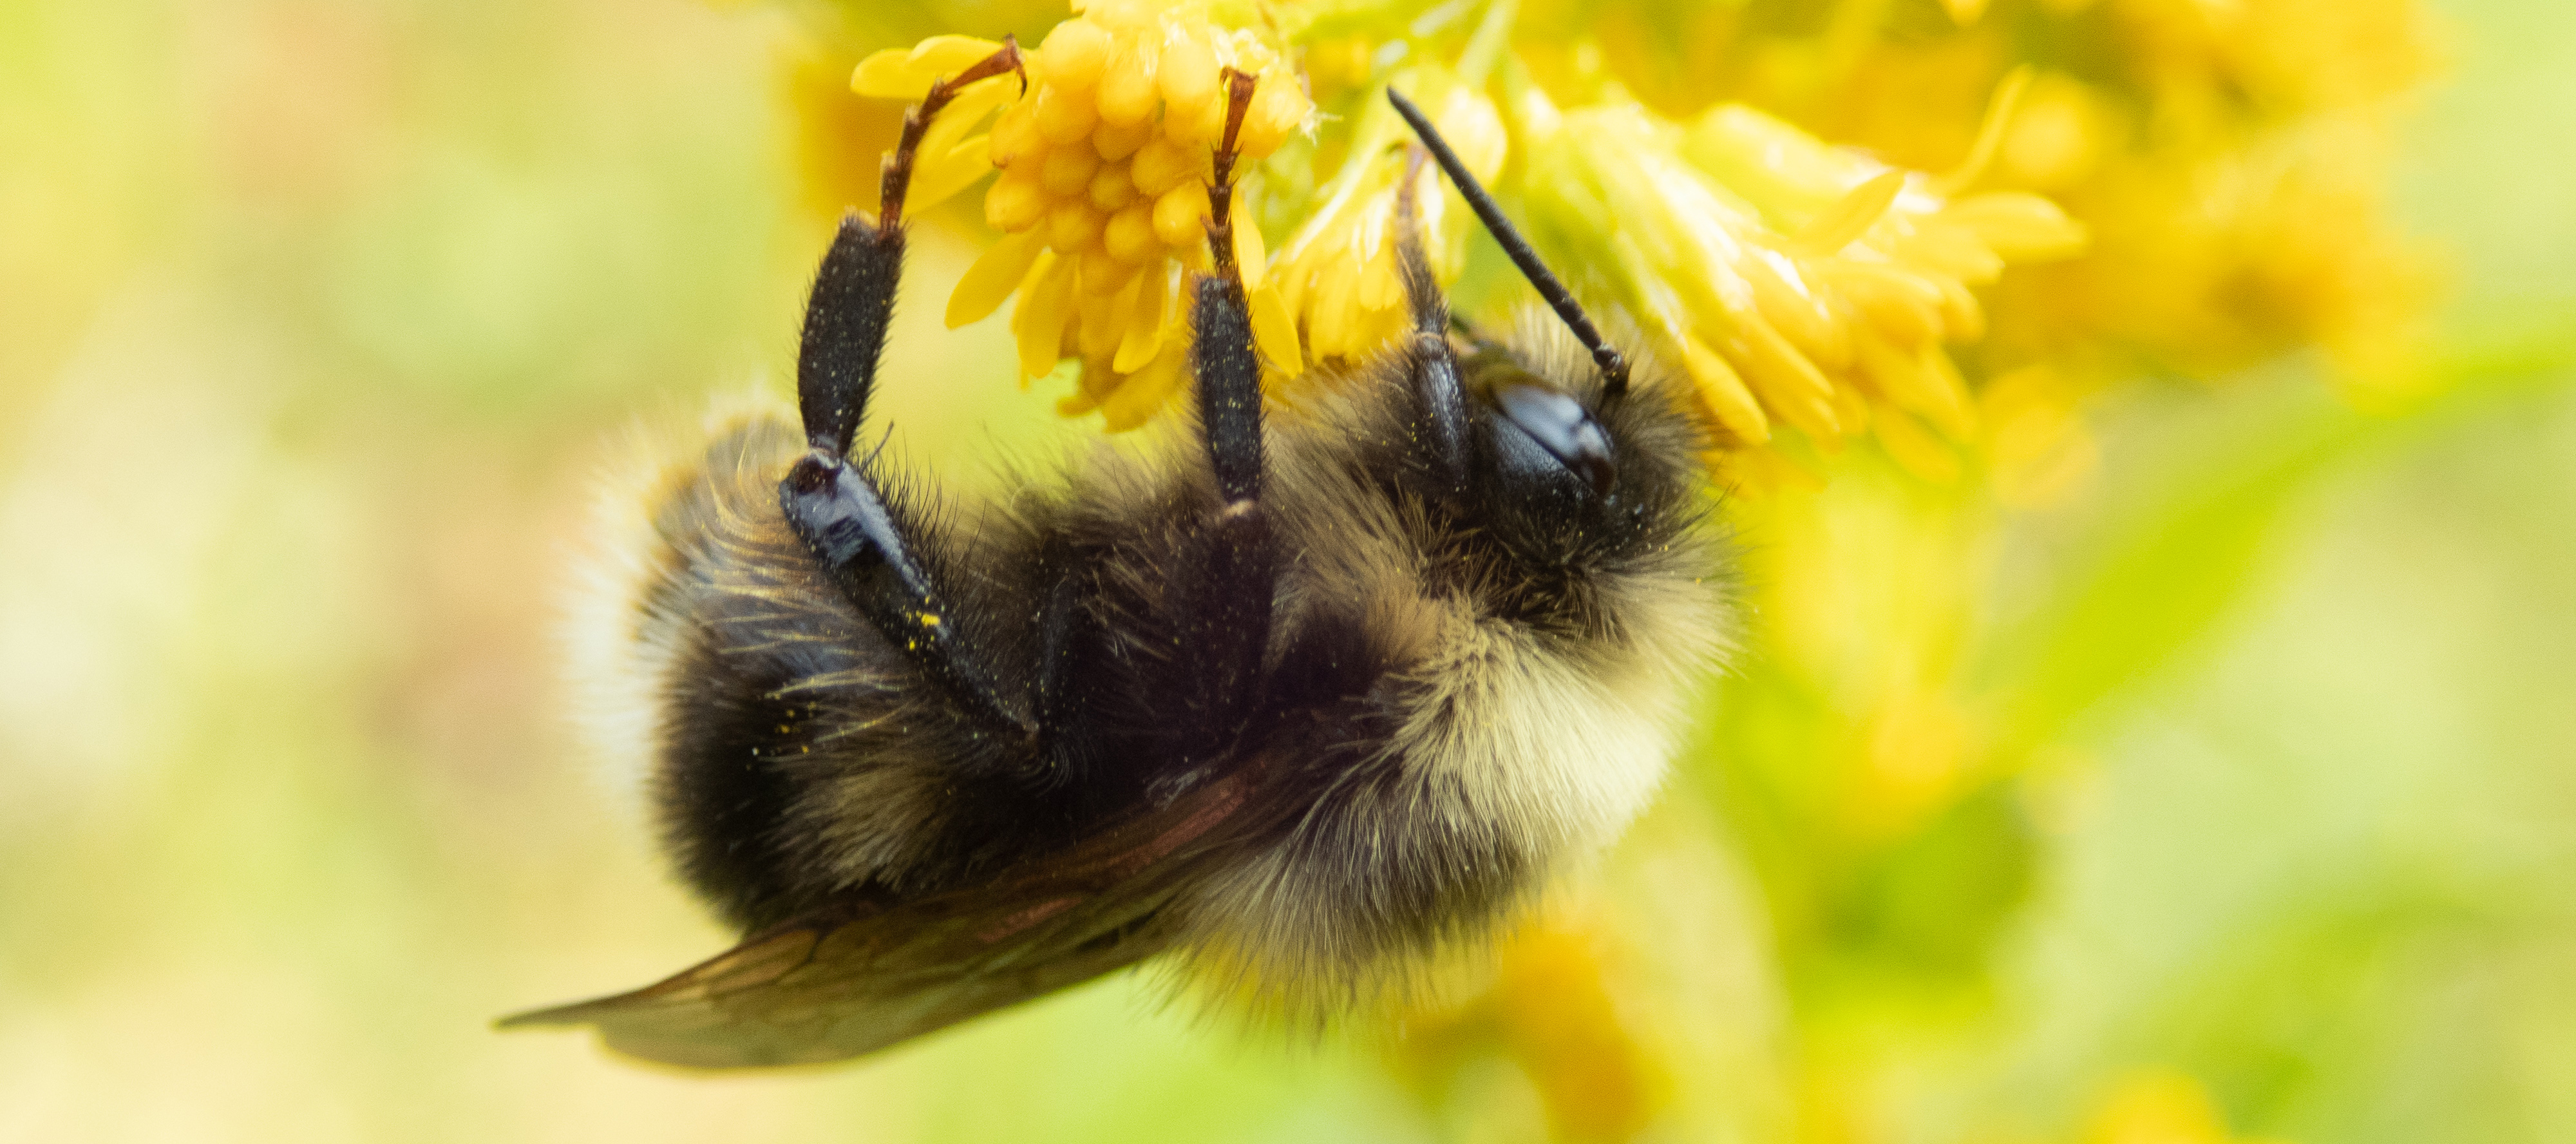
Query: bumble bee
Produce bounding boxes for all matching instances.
[502,47,1732,1069]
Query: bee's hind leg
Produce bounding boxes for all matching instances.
[1166,70,1280,772]
[780,42,1040,745]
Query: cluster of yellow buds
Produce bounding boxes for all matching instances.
[848,2,2085,478]
[1517,77,2085,484]
[854,1,1312,430]
[1270,70,1506,365]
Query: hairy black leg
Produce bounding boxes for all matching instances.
[1169,70,1278,770]
[779,41,1037,743]
[1390,146,1470,500]
[1387,87,1628,398]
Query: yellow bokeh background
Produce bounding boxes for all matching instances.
[3,0,2573,1141]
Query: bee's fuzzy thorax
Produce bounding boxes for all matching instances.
[1157,312,1734,1019]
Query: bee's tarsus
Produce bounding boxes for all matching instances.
[1204,68,1260,287]
[879,38,1026,233]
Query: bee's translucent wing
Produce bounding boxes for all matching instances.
[498,768,1266,1069]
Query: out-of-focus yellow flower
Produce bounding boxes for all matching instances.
[2081,1071,2289,1144]
[1390,915,1663,1143]
[853,2,1312,430]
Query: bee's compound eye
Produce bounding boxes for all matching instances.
[1492,384,1614,496]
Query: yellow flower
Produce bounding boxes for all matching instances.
[854,1,1312,430]
[1271,67,1504,368]
[2081,1071,2291,1144]
[1516,77,2083,476]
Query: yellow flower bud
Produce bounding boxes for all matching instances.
[1151,182,1211,248]
[985,169,1048,232]
[1034,82,1099,144]
[1036,19,1111,91]
[1096,39,1162,126]
[1084,0,1155,33]
[1235,70,1310,157]
[1040,144,1101,197]
[1162,88,1226,145]
[1157,30,1217,117]
[1087,162,1138,213]
[1130,137,1198,196]
[1092,115,1154,161]
[1103,202,1160,263]
[1046,199,1105,252]
[988,103,1043,169]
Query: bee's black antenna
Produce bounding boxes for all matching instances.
[1386,87,1628,397]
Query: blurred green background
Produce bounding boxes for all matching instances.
[2,0,2571,1140]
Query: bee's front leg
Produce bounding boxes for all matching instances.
[781,43,1039,748]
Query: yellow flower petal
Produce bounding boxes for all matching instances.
[1936,274,1986,341]
[851,35,1007,100]
[1733,314,1841,438]
[1855,332,1973,437]
[908,135,994,215]
[1814,258,1946,348]
[1012,253,1078,378]
[1229,189,1267,289]
[918,79,1016,159]
[1078,247,1140,296]
[947,227,1045,329]
[1679,335,1770,445]
[1935,67,2032,196]
[1098,339,1189,432]
[1940,193,2089,261]
[1113,265,1171,372]
[1791,169,1906,256]
[1248,283,1302,377]
[1076,279,1126,359]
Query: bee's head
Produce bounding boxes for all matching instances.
[1383,88,1705,568]
[1429,319,1700,566]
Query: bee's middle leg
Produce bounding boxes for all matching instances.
[1167,70,1278,767]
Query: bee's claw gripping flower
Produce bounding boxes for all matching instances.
[851,3,2089,478]
[857,0,1314,430]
